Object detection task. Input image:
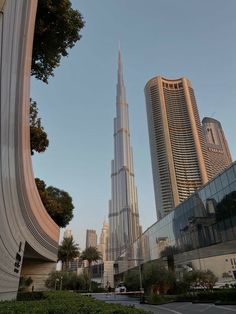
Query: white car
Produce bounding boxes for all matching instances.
[115,283,127,293]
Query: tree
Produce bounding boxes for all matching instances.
[19,276,33,292]
[32,0,85,83]
[45,270,86,290]
[80,247,102,291]
[142,262,176,294]
[35,178,74,227]
[30,99,49,155]
[58,237,80,271]
[124,269,140,291]
[183,270,217,290]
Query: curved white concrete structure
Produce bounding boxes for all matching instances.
[0,0,59,300]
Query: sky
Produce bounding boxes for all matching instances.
[31,0,236,250]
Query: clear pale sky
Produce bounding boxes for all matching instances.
[31,0,236,250]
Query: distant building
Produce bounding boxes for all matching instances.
[97,221,109,261]
[144,76,212,219]
[68,257,83,272]
[86,229,97,248]
[64,229,72,239]
[202,117,232,177]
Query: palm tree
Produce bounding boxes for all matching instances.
[58,237,80,271]
[80,246,102,291]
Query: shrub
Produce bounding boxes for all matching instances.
[45,271,89,291]
[0,291,148,313]
[17,291,45,301]
[176,288,236,302]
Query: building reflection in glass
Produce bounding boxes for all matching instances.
[117,162,236,274]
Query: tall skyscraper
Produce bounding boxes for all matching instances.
[86,229,97,248]
[202,117,232,177]
[144,76,211,220]
[97,220,109,261]
[108,51,140,261]
[64,229,72,239]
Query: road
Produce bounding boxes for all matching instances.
[91,293,236,314]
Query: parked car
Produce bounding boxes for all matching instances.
[115,282,127,293]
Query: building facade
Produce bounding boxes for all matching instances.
[64,229,72,239]
[202,117,232,177]
[115,162,236,281]
[144,76,211,219]
[97,221,109,261]
[0,1,59,300]
[86,229,97,248]
[108,51,140,260]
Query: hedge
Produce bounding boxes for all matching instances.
[0,291,149,314]
[176,289,236,302]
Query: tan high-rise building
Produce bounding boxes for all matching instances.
[64,229,72,239]
[86,229,97,248]
[144,76,211,219]
[202,117,232,177]
[97,220,109,261]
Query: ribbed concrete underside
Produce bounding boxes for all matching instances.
[0,0,59,300]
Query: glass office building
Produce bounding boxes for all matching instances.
[116,162,236,279]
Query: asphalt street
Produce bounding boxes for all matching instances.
[91,293,236,314]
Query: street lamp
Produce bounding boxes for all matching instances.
[60,276,63,290]
[55,278,59,290]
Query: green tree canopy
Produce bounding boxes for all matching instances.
[35,178,74,227]
[58,237,80,271]
[45,271,86,290]
[183,269,217,290]
[32,0,85,83]
[80,247,102,265]
[124,269,140,291]
[80,247,102,291]
[30,99,49,155]
[142,262,176,294]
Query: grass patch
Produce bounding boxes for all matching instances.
[0,291,150,314]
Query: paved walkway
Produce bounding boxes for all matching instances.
[91,293,236,314]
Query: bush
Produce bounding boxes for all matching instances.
[142,262,176,294]
[45,271,88,291]
[17,291,45,301]
[0,291,148,313]
[146,293,174,305]
[176,288,236,302]
[18,276,33,292]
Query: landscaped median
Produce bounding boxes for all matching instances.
[175,289,236,305]
[0,291,150,314]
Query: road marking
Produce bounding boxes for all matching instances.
[155,305,183,314]
[176,303,192,309]
[199,304,213,312]
[216,305,236,312]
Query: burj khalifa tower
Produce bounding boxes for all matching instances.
[108,50,141,261]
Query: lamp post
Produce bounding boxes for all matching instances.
[55,278,59,290]
[60,276,63,290]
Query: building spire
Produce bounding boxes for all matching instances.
[117,48,126,106]
[118,49,123,86]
